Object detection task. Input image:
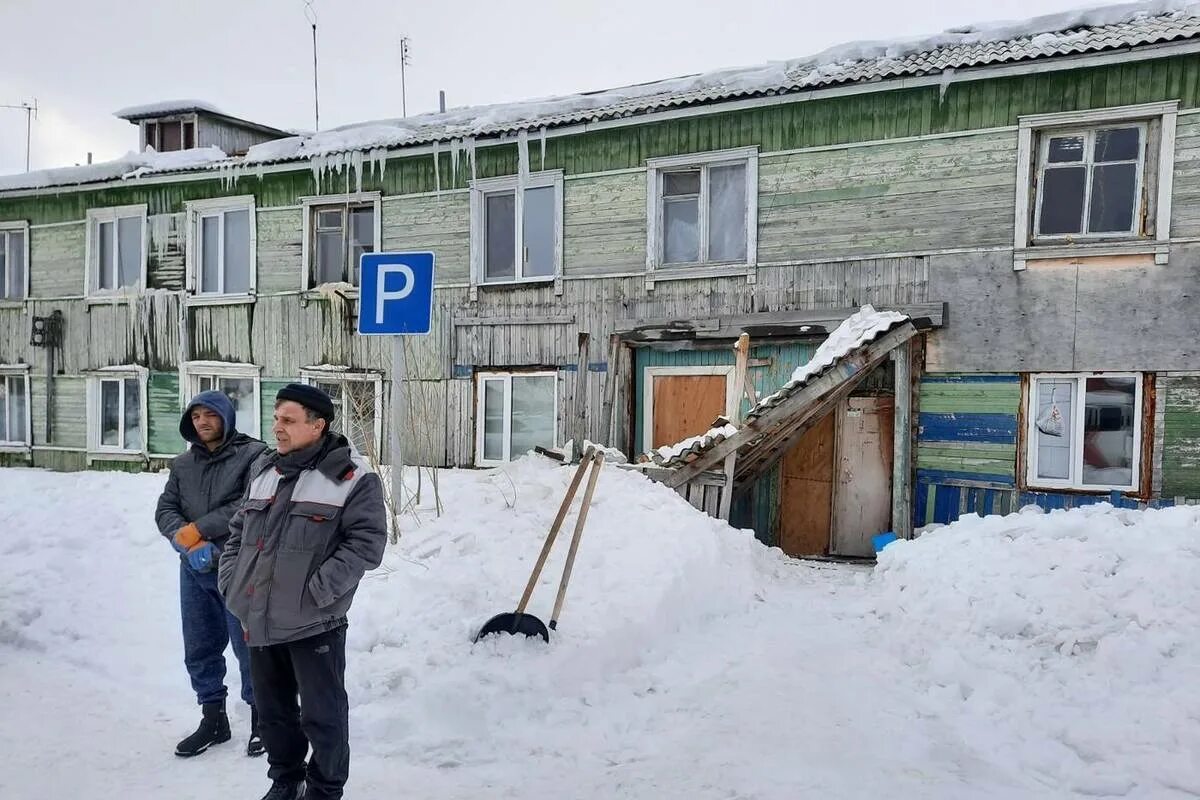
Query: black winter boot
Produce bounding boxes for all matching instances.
[174,701,232,757]
[259,780,305,800]
[246,705,266,757]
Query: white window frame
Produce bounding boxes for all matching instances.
[300,192,382,292]
[84,205,148,300]
[1014,101,1178,270]
[0,364,32,452]
[0,221,30,304]
[1024,372,1144,493]
[645,146,758,282]
[86,366,148,458]
[299,367,384,456]
[641,365,737,454]
[185,196,257,305]
[181,361,263,439]
[474,370,559,466]
[469,170,564,288]
[142,114,198,153]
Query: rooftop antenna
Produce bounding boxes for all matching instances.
[1,99,38,172]
[303,0,320,130]
[400,36,412,118]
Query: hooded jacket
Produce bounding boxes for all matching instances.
[218,432,387,646]
[154,390,269,554]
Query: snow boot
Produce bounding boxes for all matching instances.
[246,705,266,757]
[259,780,305,800]
[174,700,232,757]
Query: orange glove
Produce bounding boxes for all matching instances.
[173,523,203,552]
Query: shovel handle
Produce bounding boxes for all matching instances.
[549,450,603,629]
[514,450,592,614]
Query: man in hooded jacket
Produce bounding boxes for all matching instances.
[155,390,269,758]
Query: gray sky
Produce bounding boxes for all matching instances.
[0,0,1101,176]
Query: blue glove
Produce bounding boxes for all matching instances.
[186,542,218,572]
[170,537,190,555]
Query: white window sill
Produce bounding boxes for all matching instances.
[186,293,257,307]
[87,451,147,463]
[1015,240,1169,269]
[647,263,754,283]
[0,299,26,309]
[477,277,556,289]
[85,292,142,306]
[304,286,360,302]
[0,443,31,454]
[1026,482,1137,494]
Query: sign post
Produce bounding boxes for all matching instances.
[357,251,436,537]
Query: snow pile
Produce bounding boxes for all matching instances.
[871,504,1200,797]
[0,147,229,192]
[644,421,739,465]
[114,100,226,120]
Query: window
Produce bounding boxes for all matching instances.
[469,172,563,285]
[86,206,146,297]
[300,369,383,457]
[88,369,146,455]
[1026,373,1143,492]
[144,117,196,152]
[302,194,381,289]
[184,363,261,439]
[475,371,557,465]
[1014,101,1178,269]
[0,222,28,301]
[0,368,30,449]
[646,147,757,274]
[186,197,255,300]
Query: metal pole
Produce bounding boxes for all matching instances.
[400,37,410,118]
[25,107,31,172]
[312,24,320,131]
[391,337,406,533]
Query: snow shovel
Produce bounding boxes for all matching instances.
[474,449,604,643]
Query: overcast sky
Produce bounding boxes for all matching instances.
[0,0,1104,176]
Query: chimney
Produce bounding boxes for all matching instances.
[438,91,446,113]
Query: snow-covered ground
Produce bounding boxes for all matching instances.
[1,459,1198,799]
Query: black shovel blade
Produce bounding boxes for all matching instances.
[474,612,550,643]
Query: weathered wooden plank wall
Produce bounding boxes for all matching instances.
[29,223,84,296]
[1161,375,1200,497]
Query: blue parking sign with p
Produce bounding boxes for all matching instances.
[357,252,435,336]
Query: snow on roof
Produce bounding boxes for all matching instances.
[114,100,226,120]
[0,147,229,193]
[644,422,740,467]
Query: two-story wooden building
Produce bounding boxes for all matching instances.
[3,5,1199,556]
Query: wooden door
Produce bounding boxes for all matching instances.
[651,374,727,449]
[831,396,895,557]
[778,413,836,557]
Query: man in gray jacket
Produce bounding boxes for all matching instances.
[155,390,268,758]
[220,384,386,800]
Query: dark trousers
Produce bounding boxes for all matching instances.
[180,560,254,707]
[250,626,349,800]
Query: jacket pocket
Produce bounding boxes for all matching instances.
[270,549,321,633]
[283,502,340,553]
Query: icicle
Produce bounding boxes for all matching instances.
[310,154,325,193]
[938,67,956,104]
[450,138,460,182]
[466,137,477,183]
[516,129,530,197]
[432,140,441,197]
[539,127,547,171]
[351,149,365,195]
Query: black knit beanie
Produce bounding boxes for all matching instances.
[276,383,336,425]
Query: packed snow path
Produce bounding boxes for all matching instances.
[1,460,1197,799]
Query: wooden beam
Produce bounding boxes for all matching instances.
[720,333,751,521]
[600,334,620,447]
[891,340,914,540]
[573,332,590,458]
[617,303,945,339]
[453,314,575,326]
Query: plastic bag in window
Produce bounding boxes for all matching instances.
[1036,392,1065,437]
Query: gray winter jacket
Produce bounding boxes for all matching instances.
[155,398,269,553]
[218,434,387,647]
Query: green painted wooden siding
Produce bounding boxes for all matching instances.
[1162,376,1200,497]
[261,379,291,448]
[30,376,86,449]
[5,56,1200,225]
[29,224,85,297]
[915,376,1020,479]
[563,173,646,277]
[148,372,186,456]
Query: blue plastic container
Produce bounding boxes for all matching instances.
[872,531,898,554]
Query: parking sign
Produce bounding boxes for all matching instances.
[357,251,435,336]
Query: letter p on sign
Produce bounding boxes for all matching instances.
[356,252,435,336]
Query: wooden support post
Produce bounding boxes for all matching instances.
[600,334,620,448]
[891,340,914,540]
[719,333,751,521]
[574,332,590,459]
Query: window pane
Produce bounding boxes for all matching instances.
[223,210,251,294]
[1094,128,1140,162]
[1082,377,1137,487]
[0,378,7,441]
[510,376,555,458]
[0,235,6,299]
[315,231,343,284]
[1035,379,1074,481]
[9,231,24,300]
[117,217,141,288]
[198,376,214,393]
[9,376,26,443]
[123,377,142,451]
[101,380,120,446]
[345,381,376,456]
[201,216,220,293]
[349,207,374,286]
[145,124,158,151]
[482,380,505,461]
[217,377,255,436]
[708,164,747,262]
[98,221,114,290]
[1088,163,1137,233]
[1047,136,1085,163]
[663,197,700,264]
[663,170,701,196]
[183,121,195,150]
[317,209,343,230]
[160,121,182,152]
[523,186,555,278]
[485,192,516,281]
[1038,167,1087,235]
